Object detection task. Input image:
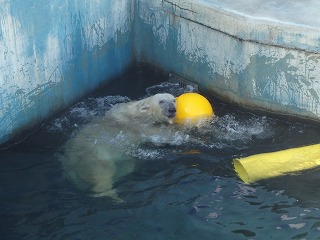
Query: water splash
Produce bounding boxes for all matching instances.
[48,80,275,164]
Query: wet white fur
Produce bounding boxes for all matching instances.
[59,93,176,202]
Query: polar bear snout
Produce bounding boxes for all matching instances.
[167,104,176,118]
[161,101,176,119]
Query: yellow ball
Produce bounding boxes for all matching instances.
[174,93,214,124]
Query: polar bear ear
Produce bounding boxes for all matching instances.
[140,104,150,112]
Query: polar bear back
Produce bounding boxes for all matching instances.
[59,93,177,201]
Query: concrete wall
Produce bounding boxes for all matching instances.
[0,0,134,144]
[2,0,320,144]
[134,0,320,121]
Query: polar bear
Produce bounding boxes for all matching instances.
[59,93,176,202]
[105,93,176,124]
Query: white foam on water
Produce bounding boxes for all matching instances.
[133,148,162,160]
[49,117,72,132]
[48,95,131,132]
[123,113,272,159]
[211,114,271,142]
[148,131,190,147]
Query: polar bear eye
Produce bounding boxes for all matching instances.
[159,100,164,104]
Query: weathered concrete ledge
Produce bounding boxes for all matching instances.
[159,0,320,53]
[135,0,320,122]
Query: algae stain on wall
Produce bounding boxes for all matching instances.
[256,51,320,115]
[0,0,134,143]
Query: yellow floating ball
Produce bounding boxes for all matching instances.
[174,93,214,124]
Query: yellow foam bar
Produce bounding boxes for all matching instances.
[233,143,320,183]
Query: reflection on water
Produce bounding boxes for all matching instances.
[1,68,320,239]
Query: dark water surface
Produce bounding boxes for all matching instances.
[2,68,320,239]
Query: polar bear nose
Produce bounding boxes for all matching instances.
[169,107,176,114]
[167,107,176,118]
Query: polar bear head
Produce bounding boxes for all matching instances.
[139,93,176,123]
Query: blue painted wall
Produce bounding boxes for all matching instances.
[0,0,134,144]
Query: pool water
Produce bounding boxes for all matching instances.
[2,68,320,240]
